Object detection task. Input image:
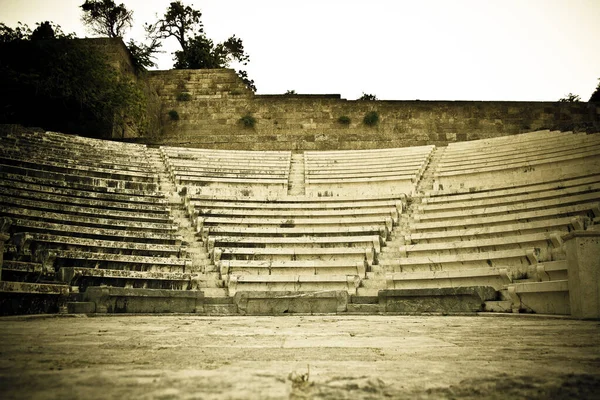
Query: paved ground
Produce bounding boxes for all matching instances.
[0,314,599,399]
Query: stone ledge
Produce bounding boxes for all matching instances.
[234,290,348,315]
[378,286,497,314]
[83,287,204,313]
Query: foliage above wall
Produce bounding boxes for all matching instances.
[146,1,255,91]
[0,23,148,137]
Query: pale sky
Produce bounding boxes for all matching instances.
[1,0,599,101]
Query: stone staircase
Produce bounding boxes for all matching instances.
[287,153,306,196]
[146,148,233,312]
[351,147,445,305]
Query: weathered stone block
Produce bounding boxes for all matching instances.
[564,231,600,319]
[378,286,497,314]
[234,291,348,315]
[83,287,204,313]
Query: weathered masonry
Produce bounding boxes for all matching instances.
[145,68,600,150]
[1,125,599,318]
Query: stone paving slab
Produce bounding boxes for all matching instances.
[0,314,598,399]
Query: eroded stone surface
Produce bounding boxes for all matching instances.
[0,315,598,399]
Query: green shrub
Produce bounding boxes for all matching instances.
[363,111,379,126]
[337,116,351,125]
[239,113,256,128]
[358,92,378,101]
[176,92,192,101]
[168,109,179,121]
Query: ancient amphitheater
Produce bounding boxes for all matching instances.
[1,64,600,398]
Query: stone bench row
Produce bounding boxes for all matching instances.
[421,174,600,207]
[219,259,368,278]
[227,274,361,296]
[507,279,570,315]
[413,191,600,224]
[5,129,148,151]
[437,135,600,172]
[57,267,191,291]
[190,205,400,224]
[2,205,178,233]
[304,144,434,159]
[438,132,591,164]
[385,267,511,291]
[0,142,152,171]
[433,148,600,191]
[0,171,165,200]
[437,136,600,172]
[0,133,152,160]
[0,195,173,223]
[1,164,158,191]
[442,130,561,150]
[0,185,170,214]
[305,160,427,177]
[378,247,539,272]
[0,155,157,183]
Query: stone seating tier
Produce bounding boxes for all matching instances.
[438,133,592,164]
[529,260,568,282]
[406,216,583,243]
[12,233,185,258]
[0,171,165,199]
[507,280,570,314]
[41,250,190,273]
[227,274,361,296]
[57,267,191,290]
[418,181,600,212]
[392,231,563,257]
[219,259,367,278]
[0,146,153,171]
[423,173,600,199]
[0,196,173,223]
[197,215,394,234]
[9,218,182,245]
[385,267,511,291]
[411,202,599,231]
[0,164,158,191]
[378,247,538,272]
[441,130,564,150]
[437,139,600,172]
[214,246,375,265]
[191,206,399,224]
[0,186,170,214]
[0,156,157,182]
[201,225,390,242]
[207,235,381,256]
[443,132,594,160]
[413,193,600,222]
[1,206,178,233]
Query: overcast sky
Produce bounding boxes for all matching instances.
[1,0,599,101]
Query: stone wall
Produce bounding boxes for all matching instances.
[146,69,600,150]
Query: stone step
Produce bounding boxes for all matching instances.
[483,300,513,312]
[347,303,382,313]
[202,287,229,297]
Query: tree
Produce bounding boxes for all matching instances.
[589,79,600,103]
[0,21,147,137]
[358,92,378,101]
[80,0,133,38]
[0,22,32,43]
[150,1,203,51]
[149,1,255,90]
[558,93,581,103]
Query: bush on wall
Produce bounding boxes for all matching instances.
[168,109,179,120]
[363,111,379,126]
[337,116,351,125]
[239,113,256,128]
